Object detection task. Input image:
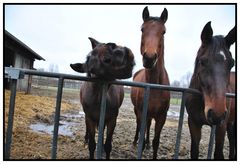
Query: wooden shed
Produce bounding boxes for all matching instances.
[4,30,45,93]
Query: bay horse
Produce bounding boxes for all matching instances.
[131,6,170,159]
[70,37,135,159]
[185,22,235,159]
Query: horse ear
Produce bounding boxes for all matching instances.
[88,37,100,49]
[201,21,213,45]
[160,8,168,23]
[70,63,87,73]
[225,26,236,49]
[142,6,149,21]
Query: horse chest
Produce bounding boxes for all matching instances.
[134,88,169,114]
[82,95,119,111]
[186,95,208,125]
[80,84,123,123]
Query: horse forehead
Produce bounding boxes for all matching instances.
[144,20,164,30]
[219,50,227,60]
[94,45,108,56]
[213,48,229,61]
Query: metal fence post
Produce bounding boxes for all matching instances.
[51,77,64,159]
[5,79,18,159]
[96,82,108,159]
[207,125,216,159]
[173,91,186,159]
[137,86,150,159]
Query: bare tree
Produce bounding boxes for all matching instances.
[171,80,181,87]
[180,71,192,87]
[37,68,45,72]
[48,63,59,73]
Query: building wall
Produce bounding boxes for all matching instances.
[13,53,33,92]
[5,32,42,93]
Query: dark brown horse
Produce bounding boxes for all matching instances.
[131,6,170,159]
[185,22,235,159]
[71,37,135,159]
[227,72,236,159]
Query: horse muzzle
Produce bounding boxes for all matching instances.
[142,53,157,69]
[206,109,227,125]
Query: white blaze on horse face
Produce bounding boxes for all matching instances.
[219,50,226,60]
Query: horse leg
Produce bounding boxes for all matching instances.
[86,117,96,159]
[146,118,152,149]
[84,117,89,146]
[227,122,235,159]
[233,122,236,159]
[188,117,202,159]
[152,114,167,159]
[214,123,226,159]
[104,118,117,159]
[133,110,141,146]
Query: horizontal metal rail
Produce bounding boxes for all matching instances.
[4,67,236,160]
[4,67,235,98]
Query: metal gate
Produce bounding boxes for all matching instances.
[4,67,235,160]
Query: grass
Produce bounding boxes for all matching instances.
[31,85,182,106]
[170,98,182,106]
[31,85,80,100]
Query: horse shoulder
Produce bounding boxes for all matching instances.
[131,69,145,107]
[133,69,145,82]
[80,82,88,105]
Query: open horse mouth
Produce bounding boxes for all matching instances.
[142,54,157,69]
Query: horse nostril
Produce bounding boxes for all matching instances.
[115,50,124,57]
[207,109,227,125]
[153,53,157,59]
[103,57,111,64]
[143,52,147,58]
[207,109,216,124]
[207,109,213,119]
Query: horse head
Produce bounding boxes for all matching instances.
[195,22,235,125]
[140,6,168,69]
[71,37,135,80]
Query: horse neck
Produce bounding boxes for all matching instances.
[145,47,166,84]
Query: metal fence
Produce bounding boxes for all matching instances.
[4,67,235,160]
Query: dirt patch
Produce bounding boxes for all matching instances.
[4,90,230,160]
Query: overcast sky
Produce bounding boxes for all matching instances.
[4,4,236,83]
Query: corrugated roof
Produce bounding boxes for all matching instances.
[5,30,45,61]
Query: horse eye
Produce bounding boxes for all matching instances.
[114,49,124,58]
[199,58,208,67]
[141,26,144,32]
[162,31,166,35]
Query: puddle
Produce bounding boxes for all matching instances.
[29,106,187,137]
[29,111,85,137]
[61,111,85,121]
[167,105,188,120]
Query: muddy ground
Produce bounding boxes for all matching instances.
[4,88,230,160]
